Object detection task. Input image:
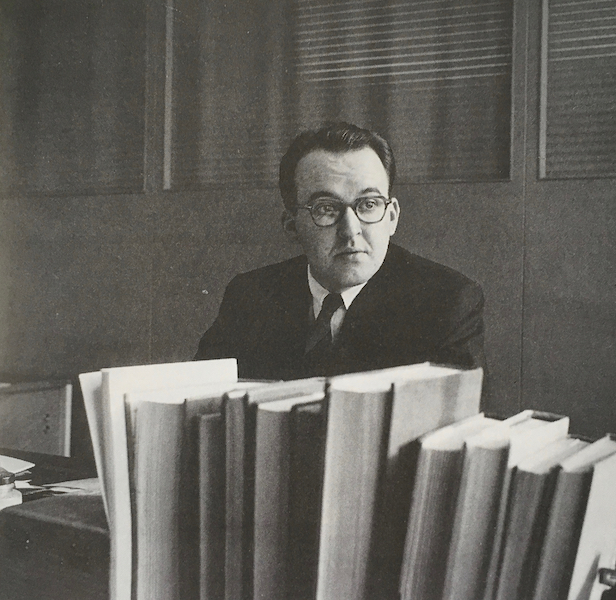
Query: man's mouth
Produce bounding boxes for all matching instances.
[336,248,366,257]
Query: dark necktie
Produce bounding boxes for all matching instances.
[305,293,344,355]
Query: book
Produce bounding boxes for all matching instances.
[125,381,262,600]
[78,370,109,516]
[565,437,616,600]
[182,384,266,600]
[127,381,259,600]
[199,413,226,600]
[399,414,501,600]
[223,377,326,600]
[494,436,589,600]
[531,435,616,600]
[315,364,483,600]
[78,358,238,600]
[441,423,511,600]
[287,401,327,600]
[252,392,326,600]
[481,411,570,600]
[315,374,391,600]
[131,395,185,600]
[372,364,486,599]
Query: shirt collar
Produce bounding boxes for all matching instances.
[307,266,367,315]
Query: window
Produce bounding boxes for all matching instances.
[0,0,146,195]
[170,0,514,190]
[540,0,616,179]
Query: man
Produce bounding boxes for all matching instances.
[195,122,486,383]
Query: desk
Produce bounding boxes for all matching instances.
[0,494,109,600]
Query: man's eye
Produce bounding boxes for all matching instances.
[313,203,338,216]
[358,198,380,211]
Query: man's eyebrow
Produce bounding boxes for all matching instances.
[308,191,343,202]
[307,188,384,203]
[359,188,384,196]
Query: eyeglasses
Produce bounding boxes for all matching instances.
[297,196,393,227]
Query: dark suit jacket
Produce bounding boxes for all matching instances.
[195,244,487,384]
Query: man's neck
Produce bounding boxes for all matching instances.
[307,266,367,313]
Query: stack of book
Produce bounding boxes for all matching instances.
[79,359,616,600]
[400,411,616,600]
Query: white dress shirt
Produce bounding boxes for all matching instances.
[307,266,367,342]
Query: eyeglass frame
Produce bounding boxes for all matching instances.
[295,195,394,227]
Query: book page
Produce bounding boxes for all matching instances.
[81,358,237,600]
[78,371,108,517]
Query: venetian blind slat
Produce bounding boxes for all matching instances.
[542,0,616,179]
[170,0,513,188]
[295,0,512,182]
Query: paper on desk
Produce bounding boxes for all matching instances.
[0,454,34,474]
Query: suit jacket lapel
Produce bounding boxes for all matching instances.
[335,244,424,370]
[259,255,312,362]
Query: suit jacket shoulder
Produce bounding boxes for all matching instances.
[195,244,487,382]
[336,244,485,372]
[194,254,313,379]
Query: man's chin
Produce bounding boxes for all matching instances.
[329,265,376,291]
[311,255,385,292]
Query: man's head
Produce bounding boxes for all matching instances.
[280,122,400,293]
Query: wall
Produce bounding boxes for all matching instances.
[0,0,614,440]
[521,1,616,438]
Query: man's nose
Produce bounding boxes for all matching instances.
[337,206,363,239]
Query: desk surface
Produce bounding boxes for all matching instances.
[0,493,109,600]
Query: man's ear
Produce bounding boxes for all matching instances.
[282,210,299,241]
[388,197,400,236]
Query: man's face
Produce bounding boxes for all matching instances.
[283,147,400,293]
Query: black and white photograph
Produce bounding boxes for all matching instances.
[0,1,615,599]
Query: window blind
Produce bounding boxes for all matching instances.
[293,0,513,183]
[541,0,616,179]
[0,0,146,195]
[170,0,513,189]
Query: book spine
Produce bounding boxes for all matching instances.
[442,444,509,600]
[399,447,464,600]
[199,413,226,600]
[482,415,569,600]
[224,394,247,600]
[494,470,548,600]
[531,470,591,600]
[183,397,226,600]
[253,409,291,600]
[315,387,391,600]
[287,402,326,600]
[134,400,185,600]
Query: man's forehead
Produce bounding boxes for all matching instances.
[295,147,389,193]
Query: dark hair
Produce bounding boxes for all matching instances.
[279,121,396,212]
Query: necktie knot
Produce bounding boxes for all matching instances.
[305,293,343,354]
[319,293,344,323]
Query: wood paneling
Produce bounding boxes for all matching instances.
[522,183,616,437]
[523,0,616,437]
[0,197,153,379]
[394,181,524,418]
[0,0,147,195]
[148,190,294,363]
